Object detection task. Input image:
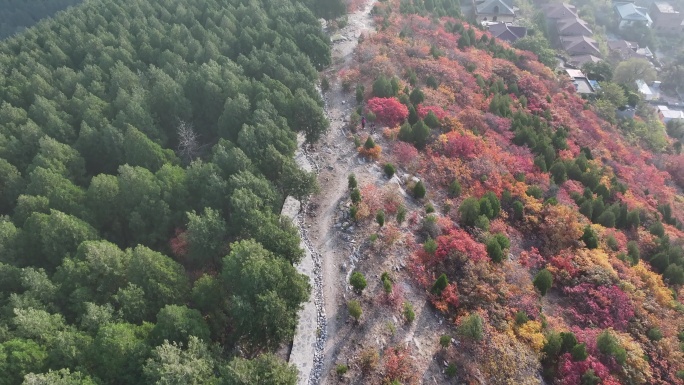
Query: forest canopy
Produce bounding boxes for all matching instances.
[0,0,331,383]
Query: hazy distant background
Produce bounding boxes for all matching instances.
[0,0,83,39]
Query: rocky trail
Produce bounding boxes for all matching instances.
[286,1,378,384]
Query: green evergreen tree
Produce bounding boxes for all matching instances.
[348,174,358,189]
[372,75,394,98]
[384,163,396,178]
[581,226,599,249]
[350,272,367,293]
[458,198,480,227]
[458,313,484,341]
[376,210,385,227]
[533,269,553,296]
[411,119,431,149]
[409,88,425,105]
[413,181,426,199]
[571,343,588,361]
[486,238,505,263]
[399,121,414,142]
[448,179,462,198]
[431,273,448,295]
[347,300,362,322]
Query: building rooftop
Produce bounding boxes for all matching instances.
[614,2,652,22]
[635,47,653,57]
[557,17,593,35]
[565,68,586,78]
[608,40,638,51]
[476,0,515,16]
[653,1,678,14]
[488,22,527,42]
[561,35,601,55]
[573,78,595,94]
[608,40,652,60]
[565,68,595,94]
[636,79,660,99]
[661,109,684,119]
[543,3,578,19]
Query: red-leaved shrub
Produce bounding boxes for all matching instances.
[366,97,409,127]
[557,353,621,385]
[382,346,418,385]
[563,283,634,331]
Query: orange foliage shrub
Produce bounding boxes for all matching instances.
[441,116,464,132]
[346,0,366,11]
[338,68,359,91]
[382,126,400,140]
[358,144,382,160]
[665,154,684,188]
[537,204,583,255]
[380,222,403,247]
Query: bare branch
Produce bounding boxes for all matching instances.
[177,120,200,164]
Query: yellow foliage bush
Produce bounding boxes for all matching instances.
[355,201,371,221]
[478,332,541,385]
[632,263,674,308]
[573,248,618,285]
[515,320,545,352]
[614,330,653,384]
[441,116,464,132]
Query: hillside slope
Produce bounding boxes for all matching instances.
[311,1,684,384]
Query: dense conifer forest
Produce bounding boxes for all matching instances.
[0,0,335,382]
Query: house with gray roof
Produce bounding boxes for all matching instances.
[565,69,596,95]
[560,35,601,56]
[543,3,578,19]
[614,2,653,29]
[474,0,515,23]
[636,80,661,101]
[657,105,684,123]
[556,17,593,36]
[607,40,653,60]
[487,22,527,42]
[649,1,684,34]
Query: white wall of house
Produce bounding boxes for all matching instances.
[618,19,652,29]
[477,14,515,23]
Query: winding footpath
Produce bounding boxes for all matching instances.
[285,2,376,384]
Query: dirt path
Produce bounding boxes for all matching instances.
[301,2,377,383]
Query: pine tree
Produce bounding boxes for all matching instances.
[431,273,448,295]
[533,269,553,296]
